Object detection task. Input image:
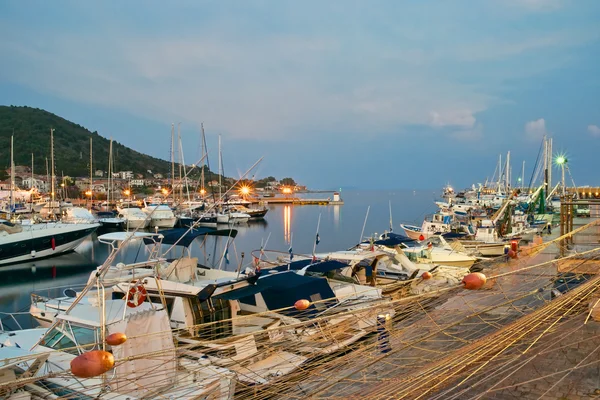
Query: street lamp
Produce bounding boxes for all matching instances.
[555,155,567,196]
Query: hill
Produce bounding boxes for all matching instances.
[0,105,175,178]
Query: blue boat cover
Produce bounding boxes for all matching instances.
[214,271,337,318]
[373,232,416,246]
[144,227,238,247]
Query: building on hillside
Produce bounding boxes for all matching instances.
[120,171,133,179]
[0,181,11,190]
[21,177,49,192]
[95,170,104,177]
[153,173,163,179]
[130,179,145,187]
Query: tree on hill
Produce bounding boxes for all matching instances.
[280,177,296,186]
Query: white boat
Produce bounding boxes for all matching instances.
[117,207,151,229]
[0,219,99,265]
[142,202,177,228]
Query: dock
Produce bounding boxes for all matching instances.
[251,191,344,206]
[252,197,344,206]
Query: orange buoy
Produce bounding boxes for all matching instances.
[106,332,127,346]
[70,350,115,378]
[461,272,487,290]
[421,271,432,280]
[508,249,517,259]
[418,234,425,241]
[294,299,310,310]
[510,240,519,252]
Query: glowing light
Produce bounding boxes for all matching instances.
[123,189,131,196]
[554,154,567,166]
[161,188,168,195]
[200,189,206,195]
[282,187,292,194]
[240,186,251,195]
[85,190,92,197]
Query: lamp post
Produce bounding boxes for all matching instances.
[555,155,567,196]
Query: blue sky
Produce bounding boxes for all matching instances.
[1,0,599,190]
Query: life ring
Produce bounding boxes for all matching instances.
[126,282,147,308]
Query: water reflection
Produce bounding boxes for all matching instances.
[283,205,292,244]
[333,205,340,228]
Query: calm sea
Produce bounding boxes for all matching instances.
[0,189,438,328]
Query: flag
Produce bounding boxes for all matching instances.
[315,233,320,246]
[224,248,230,265]
[288,245,293,261]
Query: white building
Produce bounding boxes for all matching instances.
[130,179,145,187]
[21,177,49,192]
[120,171,134,179]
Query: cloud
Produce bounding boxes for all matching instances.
[589,124,600,137]
[525,118,548,140]
[429,110,476,128]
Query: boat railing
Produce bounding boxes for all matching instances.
[0,311,26,331]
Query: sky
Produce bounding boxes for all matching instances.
[1,0,599,190]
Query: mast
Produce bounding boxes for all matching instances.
[506,151,511,191]
[108,138,113,206]
[89,137,93,208]
[170,123,175,203]
[218,134,222,203]
[45,157,49,195]
[178,124,191,203]
[200,123,205,196]
[50,128,55,204]
[178,123,183,201]
[547,137,553,192]
[9,135,14,217]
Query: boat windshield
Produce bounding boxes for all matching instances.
[44,321,99,355]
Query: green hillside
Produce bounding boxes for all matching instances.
[0,105,174,177]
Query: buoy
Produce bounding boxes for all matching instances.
[126,282,147,308]
[51,237,56,251]
[70,350,115,378]
[421,271,432,280]
[462,272,487,290]
[510,240,519,252]
[294,299,310,310]
[508,249,517,259]
[106,332,127,346]
[418,234,425,241]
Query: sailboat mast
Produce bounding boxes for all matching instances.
[89,137,93,207]
[506,151,511,190]
[178,123,183,201]
[218,134,222,202]
[170,123,175,203]
[9,135,14,216]
[108,139,113,206]
[200,123,205,196]
[177,125,191,203]
[50,128,55,203]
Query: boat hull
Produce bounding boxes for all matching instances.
[0,223,99,265]
[150,217,177,228]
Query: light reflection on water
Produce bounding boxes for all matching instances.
[0,189,436,328]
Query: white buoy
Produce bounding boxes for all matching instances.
[30,250,36,258]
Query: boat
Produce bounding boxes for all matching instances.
[117,206,151,229]
[142,201,177,228]
[225,204,268,219]
[0,219,99,265]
